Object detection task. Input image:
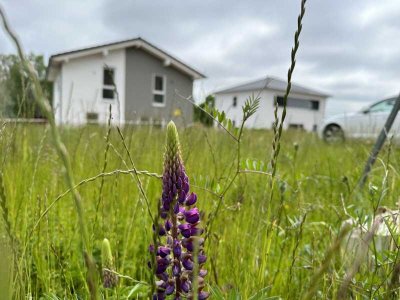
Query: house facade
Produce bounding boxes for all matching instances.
[47,38,205,125]
[214,77,329,131]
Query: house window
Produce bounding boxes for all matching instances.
[288,124,304,130]
[233,96,237,107]
[86,112,99,123]
[276,96,319,111]
[103,67,115,100]
[153,74,166,106]
[311,101,319,111]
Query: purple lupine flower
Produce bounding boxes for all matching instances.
[185,192,197,206]
[184,208,200,224]
[173,239,182,256]
[157,246,171,258]
[198,253,207,264]
[165,279,175,295]
[181,279,191,293]
[199,291,210,300]
[182,237,205,252]
[165,220,172,231]
[150,121,208,299]
[182,254,194,270]
[178,223,192,238]
[199,269,208,277]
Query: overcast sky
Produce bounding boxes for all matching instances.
[1,0,399,116]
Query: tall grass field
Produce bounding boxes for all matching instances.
[1,123,399,299]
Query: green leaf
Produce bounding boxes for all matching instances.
[215,183,221,193]
[246,158,251,170]
[218,111,226,123]
[126,283,149,298]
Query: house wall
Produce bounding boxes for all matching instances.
[125,47,194,126]
[57,49,126,125]
[215,90,327,131]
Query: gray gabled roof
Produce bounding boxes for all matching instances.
[47,37,205,81]
[214,76,330,98]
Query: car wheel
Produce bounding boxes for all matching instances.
[323,124,344,143]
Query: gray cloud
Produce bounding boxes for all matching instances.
[1,0,399,116]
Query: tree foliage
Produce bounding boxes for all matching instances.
[0,53,51,118]
[193,95,215,127]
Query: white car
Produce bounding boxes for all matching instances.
[320,97,398,142]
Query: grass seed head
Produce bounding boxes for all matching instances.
[101,238,118,289]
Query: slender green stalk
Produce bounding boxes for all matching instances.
[93,105,113,235]
[269,0,307,177]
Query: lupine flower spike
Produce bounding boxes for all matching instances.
[102,238,118,288]
[150,121,208,300]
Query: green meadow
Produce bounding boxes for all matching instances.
[1,123,399,299]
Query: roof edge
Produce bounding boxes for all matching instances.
[214,76,331,98]
[46,37,206,81]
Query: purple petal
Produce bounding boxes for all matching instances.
[158,225,166,236]
[172,184,177,196]
[190,226,204,236]
[177,177,182,189]
[168,178,173,188]
[185,192,197,206]
[165,220,172,232]
[178,190,187,203]
[182,256,193,270]
[180,280,191,293]
[162,201,170,211]
[156,263,168,274]
[198,254,207,264]
[199,269,208,277]
[157,246,170,258]
[156,257,170,274]
[181,238,193,251]
[185,208,200,224]
[172,261,181,277]
[165,282,175,295]
[160,211,168,219]
[173,239,182,256]
[172,173,177,184]
[174,202,180,214]
[199,291,210,300]
[183,181,190,193]
[178,224,192,238]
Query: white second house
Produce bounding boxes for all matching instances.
[214,76,330,131]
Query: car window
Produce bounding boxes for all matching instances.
[368,99,394,113]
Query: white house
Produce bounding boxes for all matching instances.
[46,37,205,125]
[214,76,330,131]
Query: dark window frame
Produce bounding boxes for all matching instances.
[233,96,237,107]
[102,66,115,100]
[152,74,166,107]
[276,96,319,111]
